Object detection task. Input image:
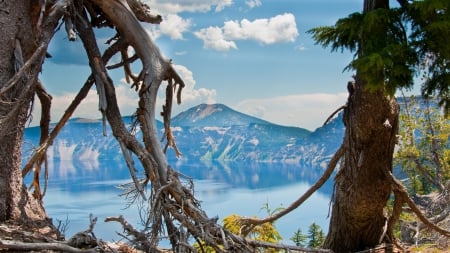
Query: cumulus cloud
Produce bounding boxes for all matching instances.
[143,13,191,41]
[143,0,233,14]
[235,93,348,131]
[161,64,217,112]
[195,13,299,51]
[150,64,217,117]
[194,26,238,51]
[245,0,262,9]
[159,14,192,40]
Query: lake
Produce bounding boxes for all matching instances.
[30,158,334,244]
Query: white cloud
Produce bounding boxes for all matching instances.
[215,0,233,12]
[162,64,217,112]
[152,64,217,118]
[31,85,139,126]
[175,51,187,56]
[245,0,261,9]
[143,0,233,14]
[295,43,307,51]
[159,14,192,40]
[195,13,299,51]
[235,93,348,131]
[145,25,162,41]
[194,26,238,51]
[142,14,191,41]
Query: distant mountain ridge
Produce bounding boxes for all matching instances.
[22,103,342,168]
[172,103,273,127]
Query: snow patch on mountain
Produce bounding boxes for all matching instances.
[23,103,337,167]
[56,140,77,161]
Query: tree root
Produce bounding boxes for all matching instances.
[18,1,450,252]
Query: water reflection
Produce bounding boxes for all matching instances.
[29,158,334,243]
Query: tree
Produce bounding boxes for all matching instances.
[290,228,308,247]
[395,95,450,244]
[0,0,61,232]
[0,1,316,252]
[307,222,325,248]
[309,0,450,252]
[396,96,449,195]
[1,1,242,252]
[2,1,449,252]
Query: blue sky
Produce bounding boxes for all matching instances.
[36,0,414,131]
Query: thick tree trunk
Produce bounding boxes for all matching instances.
[0,0,56,227]
[324,79,399,252]
[323,1,399,251]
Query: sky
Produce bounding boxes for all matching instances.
[36,0,415,131]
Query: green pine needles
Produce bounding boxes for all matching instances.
[308,0,450,113]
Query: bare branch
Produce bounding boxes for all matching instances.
[22,36,128,178]
[0,240,97,253]
[126,0,162,24]
[0,43,46,97]
[118,140,146,200]
[323,105,345,126]
[241,146,344,227]
[105,215,153,251]
[388,172,450,237]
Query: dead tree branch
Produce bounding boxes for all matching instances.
[22,38,128,179]
[0,240,97,253]
[105,215,153,251]
[388,172,450,238]
[241,146,344,229]
[20,0,348,252]
[323,105,345,126]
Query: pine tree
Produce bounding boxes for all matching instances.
[307,222,325,248]
[290,228,308,247]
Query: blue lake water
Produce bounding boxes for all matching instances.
[32,158,334,244]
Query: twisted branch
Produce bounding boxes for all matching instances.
[241,146,344,229]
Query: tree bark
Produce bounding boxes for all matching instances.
[0,0,62,231]
[324,80,399,252]
[0,0,43,223]
[323,0,401,251]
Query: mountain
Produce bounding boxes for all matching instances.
[167,104,315,162]
[172,103,272,127]
[22,103,342,167]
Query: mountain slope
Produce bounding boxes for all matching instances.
[22,103,335,165]
[172,103,274,127]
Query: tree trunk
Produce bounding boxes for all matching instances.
[323,1,400,251]
[324,79,399,252]
[0,0,54,227]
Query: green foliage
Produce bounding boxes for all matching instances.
[308,8,416,94]
[290,228,308,247]
[309,0,450,109]
[408,0,450,113]
[260,201,284,216]
[290,223,326,249]
[193,241,220,253]
[194,203,284,252]
[307,222,325,248]
[223,214,282,248]
[394,95,450,195]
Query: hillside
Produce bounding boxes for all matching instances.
[23,103,342,167]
